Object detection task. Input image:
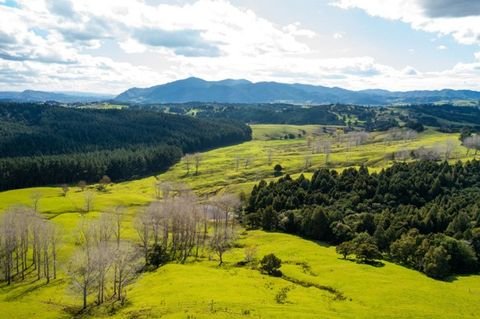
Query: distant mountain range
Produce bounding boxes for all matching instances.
[2,78,480,105]
[0,90,114,103]
[115,77,480,105]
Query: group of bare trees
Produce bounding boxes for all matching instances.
[385,128,418,143]
[183,153,203,175]
[1,182,242,312]
[0,206,59,285]
[463,135,480,156]
[233,155,254,171]
[135,190,240,267]
[68,208,140,310]
[391,140,458,162]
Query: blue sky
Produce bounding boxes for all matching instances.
[0,0,479,93]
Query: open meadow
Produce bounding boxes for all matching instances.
[1,124,479,318]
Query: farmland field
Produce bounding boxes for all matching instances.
[0,124,478,319]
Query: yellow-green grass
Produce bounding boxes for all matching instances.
[103,231,480,318]
[0,124,478,318]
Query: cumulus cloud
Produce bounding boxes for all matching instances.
[420,0,480,18]
[436,45,447,50]
[332,0,480,45]
[1,0,480,92]
[133,28,221,57]
[45,0,76,18]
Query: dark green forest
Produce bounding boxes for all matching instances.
[245,160,480,279]
[0,103,252,190]
[128,102,480,133]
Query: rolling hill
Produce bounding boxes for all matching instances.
[0,90,113,103]
[115,77,480,105]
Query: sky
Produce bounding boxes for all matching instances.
[1,0,480,94]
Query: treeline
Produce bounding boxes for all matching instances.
[133,103,423,132]
[0,102,252,190]
[0,145,181,190]
[244,160,480,279]
[135,102,345,126]
[113,102,480,133]
[403,104,480,132]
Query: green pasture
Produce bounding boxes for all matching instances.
[0,124,477,318]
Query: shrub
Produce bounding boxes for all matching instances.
[273,164,283,177]
[260,253,282,277]
[147,244,170,268]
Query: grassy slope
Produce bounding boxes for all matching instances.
[0,124,478,318]
[113,231,480,319]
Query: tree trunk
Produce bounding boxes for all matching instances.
[83,286,87,310]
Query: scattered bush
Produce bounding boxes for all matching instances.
[260,253,282,277]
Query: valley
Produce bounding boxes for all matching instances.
[1,124,479,318]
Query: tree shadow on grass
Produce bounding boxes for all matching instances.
[312,240,333,248]
[438,273,477,283]
[2,279,52,301]
[337,257,385,268]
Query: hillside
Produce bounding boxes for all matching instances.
[0,102,252,190]
[115,77,480,105]
[0,90,113,103]
[0,124,479,319]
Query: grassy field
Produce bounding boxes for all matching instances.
[0,124,478,318]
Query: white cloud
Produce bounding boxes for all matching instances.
[0,0,480,92]
[331,0,480,45]
[436,45,447,50]
[333,32,344,40]
[402,66,419,76]
[284,23,316,38]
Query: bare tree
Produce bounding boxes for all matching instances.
[304,154,312,170]
[68,247,97,310]
[209,222,236,266]
[113,242,140,302]
[193,153,202,175]
[443,140,456,160]
[154,181,172,200]
[464,135,480,157]
[184,154,193,175]
[84,191,95,213]
[1,211,16,285]
[234,156,241,171]
[244,246,258,264]
[306,136,313,148]
[394,148,410,162]
[98,175,111,192]
[78,180,87,192]
[244,157,253,169]
[266,149,273,165]
[49,224,61,280]
[211,194,240,238]
[135,209,151,265]
[107,206,125,296]
[30,192,42,213]
[61,184,69,197]
[404,129,418,141]
[94,241,112,304]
